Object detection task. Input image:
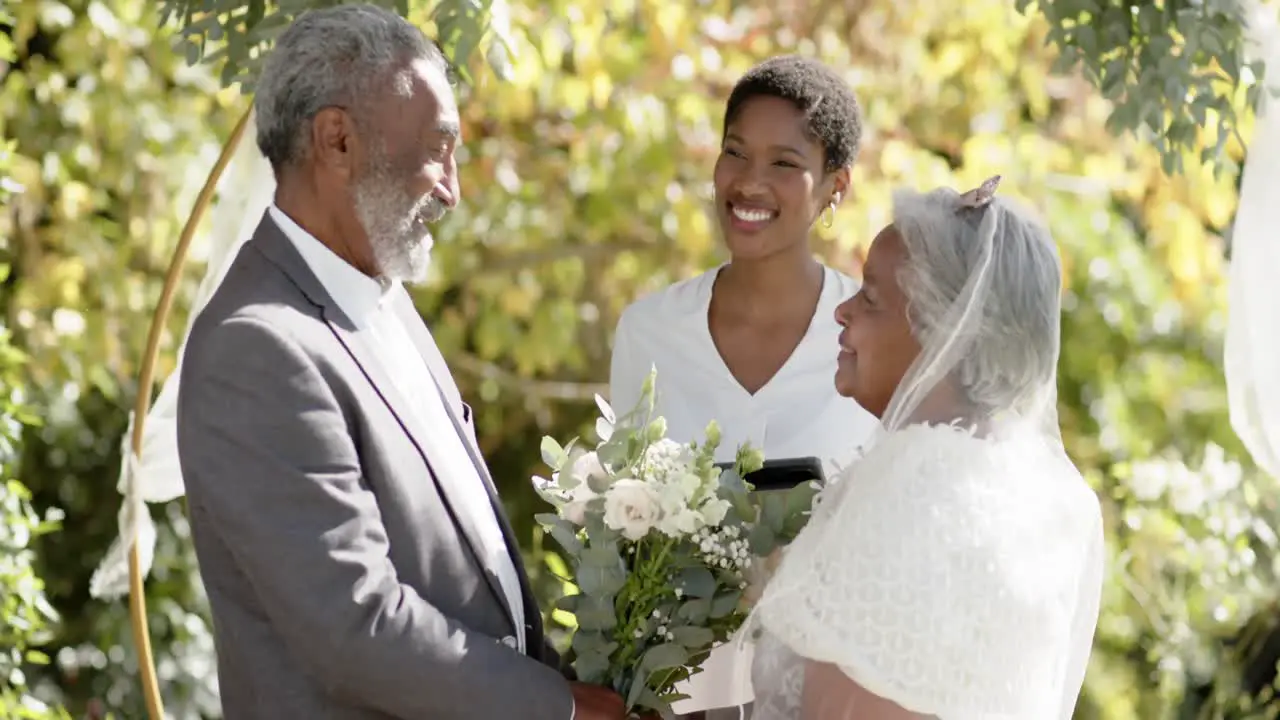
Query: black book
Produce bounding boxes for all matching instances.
[715,456,825,492]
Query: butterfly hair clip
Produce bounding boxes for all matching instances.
[957,175,1001,210]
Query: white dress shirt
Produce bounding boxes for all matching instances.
[609,263,880,713]
[269,206,526,653]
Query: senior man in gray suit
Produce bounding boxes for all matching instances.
[176,6,624,719]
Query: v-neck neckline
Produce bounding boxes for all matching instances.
[700,263,832,399]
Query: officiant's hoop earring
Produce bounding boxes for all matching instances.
[821,203,835,229]
[124,104,253,720]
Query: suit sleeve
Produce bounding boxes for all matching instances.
[177,316,573,720]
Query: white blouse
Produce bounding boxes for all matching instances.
[608,263,880,713]
[609,264,878,475]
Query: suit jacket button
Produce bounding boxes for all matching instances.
[501,635,518,649]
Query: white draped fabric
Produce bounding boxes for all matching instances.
[1227,4,1280,483]
[90,111,273,599]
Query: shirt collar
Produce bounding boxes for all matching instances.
[268,205,397,326]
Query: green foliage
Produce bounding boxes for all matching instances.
[0,130,71,719]
[0,477,70,720]
[1018,0,1266,177]
[2,0,237,716]
[0,0,1275,718]
[160,0,517,89]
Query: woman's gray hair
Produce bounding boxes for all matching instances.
[892,187,1062,414]
[253,4,447,170]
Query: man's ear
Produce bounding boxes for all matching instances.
[311,107,359,179]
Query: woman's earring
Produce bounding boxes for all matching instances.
[821,203,835,229]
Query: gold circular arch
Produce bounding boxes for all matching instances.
[127,106,252,720]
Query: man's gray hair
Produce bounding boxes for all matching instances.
[892,187,1062,414]
[254,4,448,169]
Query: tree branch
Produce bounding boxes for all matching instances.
[473,239,653,277]
[450,351,607,402]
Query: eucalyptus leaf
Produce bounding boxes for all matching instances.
[594,393,616,425]
[540,436,567,470]
[640,642,689,672]
[675,566,716,599]
[626,666,648,709]
[630,684,669,713]
[572,649,612,685]
[675,597,712,625]
[584,510,619,544]
[747,521,776,556]
[574,593,618,631]
[595,416,614,442]
[761,493,787,534]
[669,625,715,648]
[597,428,635,470]
[572,629,617,657]
[710,590,742,619]
[578,543,627,596]
[548,521,584,557]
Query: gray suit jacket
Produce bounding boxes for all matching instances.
[176,213,574,720]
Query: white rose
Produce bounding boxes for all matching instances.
[571,451,609,490]
[603,479,662,541]
[561,481,597,526]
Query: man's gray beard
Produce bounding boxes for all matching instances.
[351,158,447,285]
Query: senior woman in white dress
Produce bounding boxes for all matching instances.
[748,177,1105,719]
[609,56,878,719]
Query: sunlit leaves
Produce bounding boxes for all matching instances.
[0,131,69,717]
[160,0,517,90]
[2,1,237,717]
[0,0,1271,716]
[1018,0,1266,178]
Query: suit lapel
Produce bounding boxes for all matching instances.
[389,291,544,648]
[325,318,519,633]
[250,213,519,636]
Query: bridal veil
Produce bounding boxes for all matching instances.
[751,180,1105,719]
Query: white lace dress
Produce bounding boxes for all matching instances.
[748,424,1104,720]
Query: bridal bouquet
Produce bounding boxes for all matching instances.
[533,369,818,717]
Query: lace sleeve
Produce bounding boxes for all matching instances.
[753,425,1101,719]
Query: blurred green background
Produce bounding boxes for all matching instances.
[2,0,1277,717]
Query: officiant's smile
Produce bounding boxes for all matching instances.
[713,93,850,261]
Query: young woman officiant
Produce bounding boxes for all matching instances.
[608,56,879,720]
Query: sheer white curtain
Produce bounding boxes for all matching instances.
[90,111,274,598]
[1226,4,1280,483]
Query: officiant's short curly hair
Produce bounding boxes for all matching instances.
[723,56,863,172]
[254,4,450,170]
